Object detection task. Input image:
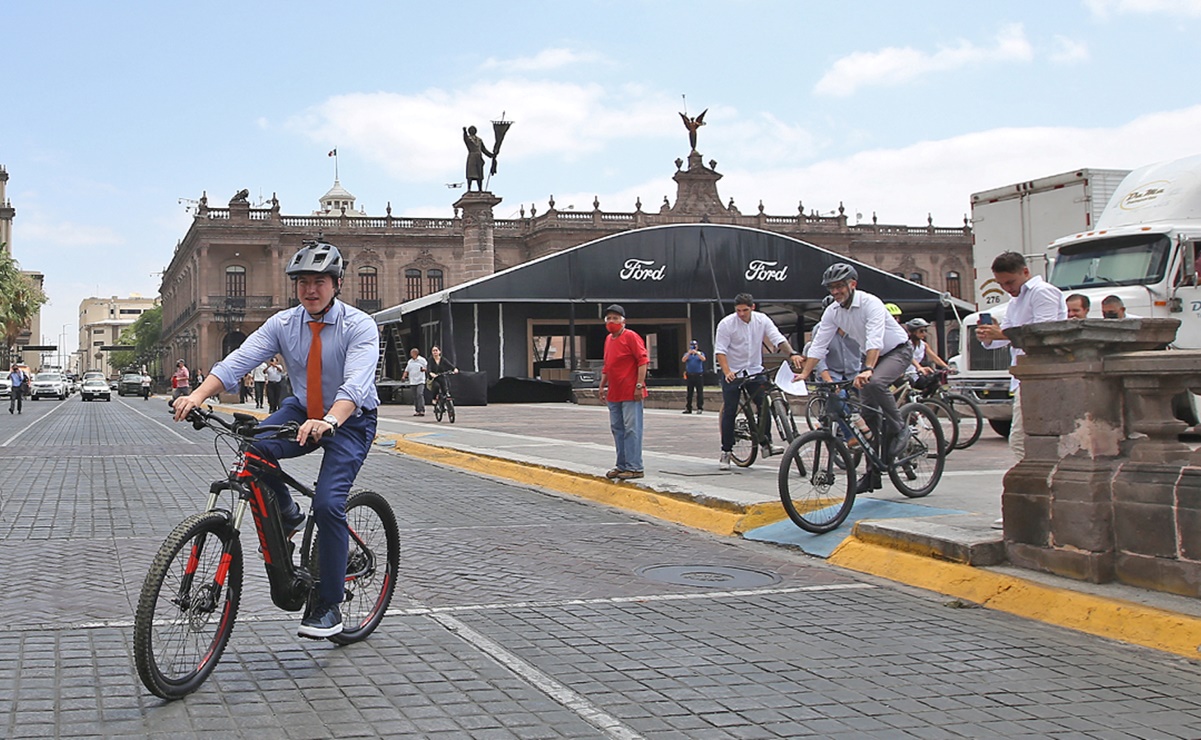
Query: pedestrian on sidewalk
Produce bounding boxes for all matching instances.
[141,371,152,400]
[265,358,284,412]
[8,363,28,414]
[171,360,190,400]
[974,251,1066,462]
[252,361,268,408]
[597,304,648,481]
[681,340,706,414]
[402,347,428,416]
[714,292,804,469]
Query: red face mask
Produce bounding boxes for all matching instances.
[605,321,624,335]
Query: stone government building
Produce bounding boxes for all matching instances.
[158,144,973,382]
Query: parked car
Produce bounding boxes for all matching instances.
[80,377,112,402]
[30,372,68,400]
[118,372,143,396]
[0,376,10,399]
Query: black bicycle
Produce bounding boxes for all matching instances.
[133,406,400,700]
[778,380,946,533]
[728,370,800,467]
[431,375,456,423]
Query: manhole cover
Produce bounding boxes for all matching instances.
[635,564,782,589]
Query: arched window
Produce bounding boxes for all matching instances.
[945,271,962,299]
[226,265,246,297]
[909,272,924,285]
[405,269,423,301]
[427,268,444,294]
[359,266,378,301]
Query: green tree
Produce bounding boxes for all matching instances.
[109,304,163,372]
[0,246,49,363]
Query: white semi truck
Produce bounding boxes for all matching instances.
[958,155,1201,435]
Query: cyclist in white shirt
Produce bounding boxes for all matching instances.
[797,263,913,493]
[714,293,804,469]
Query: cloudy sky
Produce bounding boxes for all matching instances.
[6,0,1201,351]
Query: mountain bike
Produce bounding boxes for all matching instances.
[431,375,456,423]
[728,370,800,467]
[918,371,984,450]
[133,406,399,700]
[778,380,945,533]
[892,376,959,453]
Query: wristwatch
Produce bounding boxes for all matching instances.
[321,414,339,430]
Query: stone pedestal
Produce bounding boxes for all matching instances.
[454,191,502,281]
[1003,318,1201,596]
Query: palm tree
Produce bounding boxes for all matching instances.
[0,246,48,363]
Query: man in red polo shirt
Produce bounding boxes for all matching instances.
[597,304,649,481]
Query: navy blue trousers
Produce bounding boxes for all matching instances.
[254,396,377,608]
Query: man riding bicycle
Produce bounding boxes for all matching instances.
[797,263,912,494]
[171,239,380,639]
[714,292,804,470]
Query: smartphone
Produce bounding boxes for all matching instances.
[978,313,993,325]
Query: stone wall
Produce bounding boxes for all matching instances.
[1004,318,1201,597]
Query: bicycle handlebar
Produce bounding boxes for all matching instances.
[167,400,311,441]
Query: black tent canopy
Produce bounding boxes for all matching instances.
[375,224,970,385]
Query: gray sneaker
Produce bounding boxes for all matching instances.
[718,451,731,470]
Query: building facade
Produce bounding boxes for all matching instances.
[0,165,45,370]
[159,147,973,377]
[77,295,160,376]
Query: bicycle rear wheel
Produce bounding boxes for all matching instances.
[804,395,825,431]
[318,490,400,645]
[730,400,758,467]
[922,398,958,453]
[445,397,455,424]
[888,402,945,498]
[772,396,799,444]
[778,431,856,533]
[134,511,242,700]
[944,392,983,450]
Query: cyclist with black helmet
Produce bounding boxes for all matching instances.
[171,239,380,639]
[796,263,912,493]
[903,317,951,387]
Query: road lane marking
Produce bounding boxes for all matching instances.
[0,398,72,447]
[117,397,195,443]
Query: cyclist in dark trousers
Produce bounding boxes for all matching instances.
[172,240,380,639]
[427,345,458,404]
[714,293,804,470]
[796,263,913,494]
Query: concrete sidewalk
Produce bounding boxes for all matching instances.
[214,398,1201,659]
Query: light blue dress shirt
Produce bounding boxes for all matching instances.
[211,300,380,414]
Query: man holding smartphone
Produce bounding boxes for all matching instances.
[974,251,1066,463]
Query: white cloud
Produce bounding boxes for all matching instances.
[480,47,608,73]
[289,80,679,181]
[1050,35,1090,63]
[1085,0,1201,17]
[815,24,1034,96]
[715,104,1201,227]
[20,218,123,247]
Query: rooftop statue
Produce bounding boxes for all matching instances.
[679,108,707,152]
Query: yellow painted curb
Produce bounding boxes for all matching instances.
[829,536,1201,660]
[378,432,785,536]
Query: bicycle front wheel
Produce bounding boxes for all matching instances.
[134,511,242,700]
[445,397,455,424]
[730,401,758,467]
[433,398,444,422]
[888,402,946,498]
[322,490,400,645]
[778,431,856,533]
[922,398,959,453]
[944,392,983,450]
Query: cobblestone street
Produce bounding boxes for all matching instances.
[3,397,1201,738]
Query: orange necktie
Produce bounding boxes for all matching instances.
[307,321,324,418]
